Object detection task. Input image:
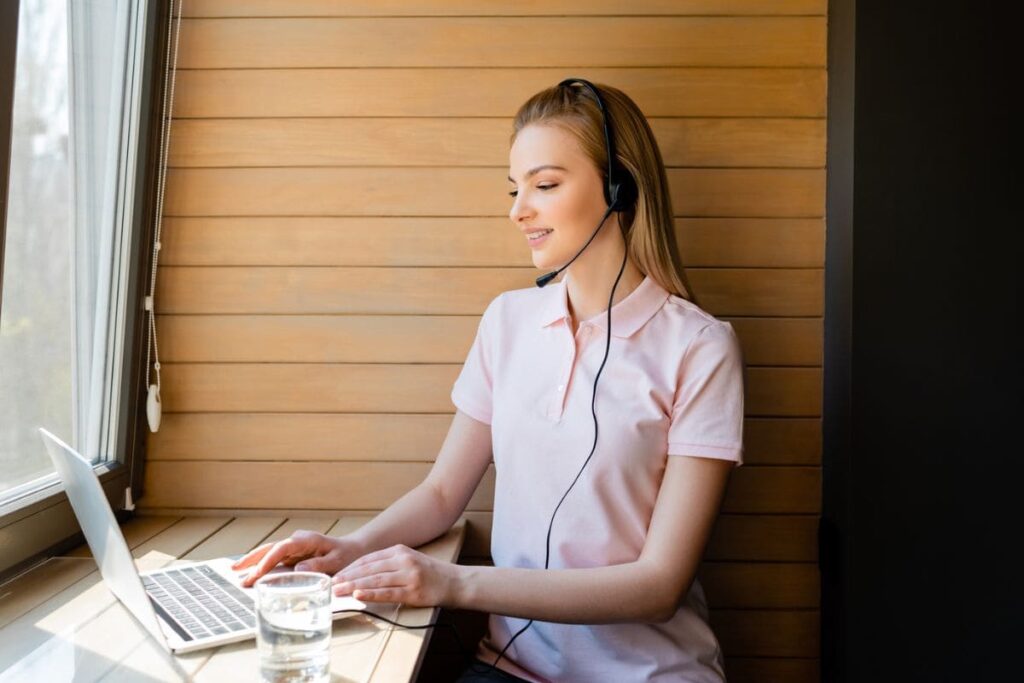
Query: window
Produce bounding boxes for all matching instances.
[0,0,164,577]
[0,0,74,497]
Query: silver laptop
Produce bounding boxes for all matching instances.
[39,427,367,653]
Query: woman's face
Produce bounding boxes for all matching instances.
[508,124,612,271]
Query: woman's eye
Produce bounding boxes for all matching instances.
[508,184,557,197]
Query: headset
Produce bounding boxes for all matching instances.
[336,78,638,681]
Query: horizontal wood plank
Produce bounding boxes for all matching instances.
[155,363,818,416]
[169,118,825,169]
[142,462,818,513]
[742,417,820,464]
[160,217,824,269]
[747,367,822,417]
[148,414,819,466]
[155,267,823,318]
[164,168,825,218]
[175,67,827,118]
[698,562,820,608]
[705,514,818,562]
[156,314,821,366]
[711,609,819,657]
[180,1,827,18]
[691,268,823,317]
[177,17,825,69]
[679,218,824,268]
[726,657,820,683]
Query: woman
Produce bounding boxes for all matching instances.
[234,81,745,683]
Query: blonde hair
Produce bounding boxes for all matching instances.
[510,81,697,304]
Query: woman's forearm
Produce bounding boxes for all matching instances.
[452,561,669,625]
[344,483,453,556]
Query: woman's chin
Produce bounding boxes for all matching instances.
[530,249,561,272]
[531,255,554,271]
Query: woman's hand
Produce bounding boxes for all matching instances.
[331,543,462,608]
[231,530,363,588]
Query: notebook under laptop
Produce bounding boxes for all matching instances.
[39,427,367,654]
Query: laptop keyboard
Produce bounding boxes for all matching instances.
[142,565,257,641]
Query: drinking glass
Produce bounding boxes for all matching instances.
[255,571,332,683]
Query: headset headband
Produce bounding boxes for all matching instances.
[557,78,633,211]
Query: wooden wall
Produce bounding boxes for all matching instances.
[143,1,826,681]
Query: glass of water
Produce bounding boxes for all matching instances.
[255,571,332,683]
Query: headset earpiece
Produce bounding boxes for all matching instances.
[606,182,618,210]
[607,170,638,212]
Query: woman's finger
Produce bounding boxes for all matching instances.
[332,558,395,585]
[231,542,273,570]
[334,569,404,596]
[241,539,303,587]
[294,554,337,573]
[350,587,401,603]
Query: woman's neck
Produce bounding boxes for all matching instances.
[564,255,645,332]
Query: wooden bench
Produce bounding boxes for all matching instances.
[0,514,466,682]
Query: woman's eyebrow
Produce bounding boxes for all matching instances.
[507,165,568,182]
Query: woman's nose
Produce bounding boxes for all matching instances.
[509,193,533,223]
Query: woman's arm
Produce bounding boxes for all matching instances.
[451,453,734,624]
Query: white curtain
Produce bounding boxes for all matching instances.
[67,0,131,461]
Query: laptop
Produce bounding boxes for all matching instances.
[39,427,368,653]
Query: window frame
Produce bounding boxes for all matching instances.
[0,0,169,581]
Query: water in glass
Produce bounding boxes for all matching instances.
[256,572,332,683]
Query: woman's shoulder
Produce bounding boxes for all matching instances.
[659,293,737,341]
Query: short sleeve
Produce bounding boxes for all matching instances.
[667,320,746,466]
[451,294,501,425]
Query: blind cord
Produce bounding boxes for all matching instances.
[143,0,182,433]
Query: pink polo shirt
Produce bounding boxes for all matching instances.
[451,272,745,683]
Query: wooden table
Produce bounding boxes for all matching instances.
[0,514,466,682]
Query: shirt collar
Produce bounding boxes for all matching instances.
[538,272,670,339]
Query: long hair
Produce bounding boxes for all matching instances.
[510,81,698,304]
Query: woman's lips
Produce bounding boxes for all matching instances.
[527,229,553,248]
